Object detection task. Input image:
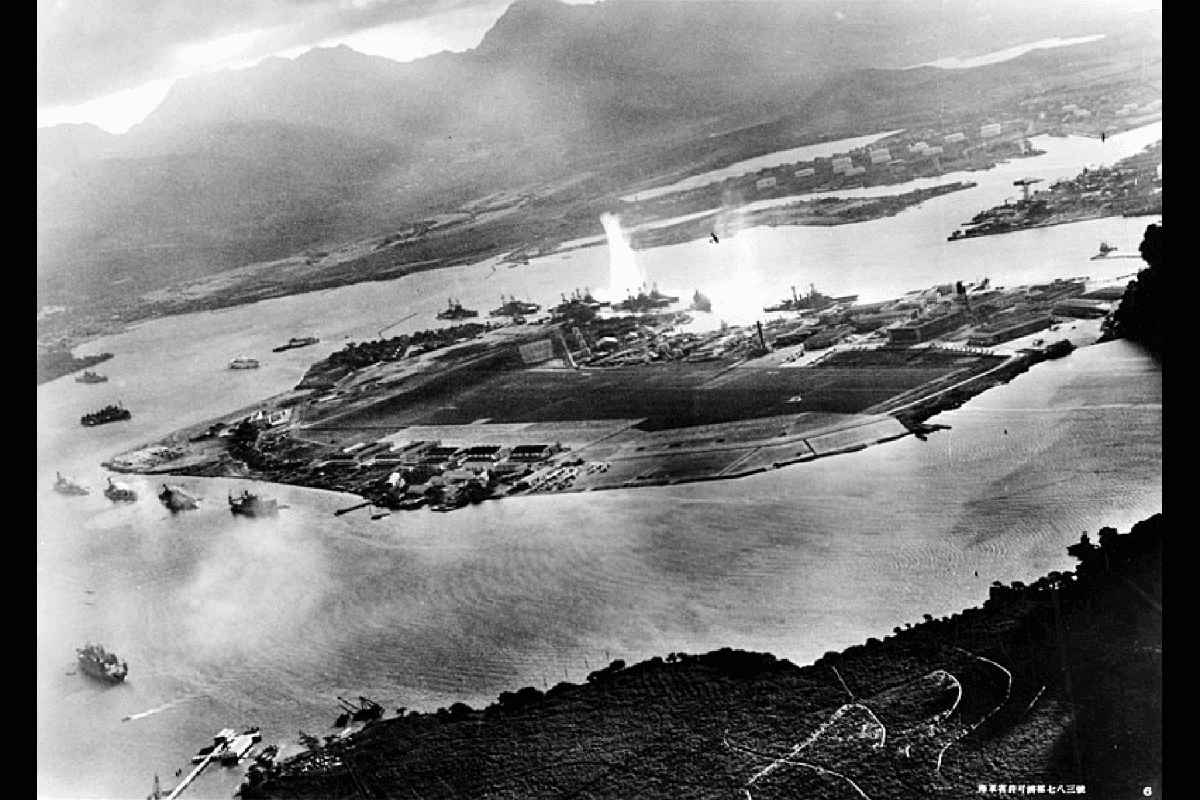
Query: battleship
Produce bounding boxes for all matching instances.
[489,295,541,318]
[80,403,131,427]
[54,472,89,496]
[104,478,138,502]
[549,289,606,321]
[763,284,857,313]
[436,299,480,321]
[76,643,128,684]
[75,370,109,384]
[229,489,279,517]
[612,285,679,314]
[159,484,199,512]
[229,357,261,369]
[690,290,712,313]
[272,336,320,353]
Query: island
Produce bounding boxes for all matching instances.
[106,270,1107,515]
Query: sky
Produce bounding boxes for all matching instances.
[36,0,1158,134]
[36,0,595,133]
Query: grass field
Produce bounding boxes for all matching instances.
[312,351,1001,436]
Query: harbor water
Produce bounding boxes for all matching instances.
[37,125,1161,799]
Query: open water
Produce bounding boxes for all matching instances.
[37,124,1161,799]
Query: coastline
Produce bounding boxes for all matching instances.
[239,513,1162,799]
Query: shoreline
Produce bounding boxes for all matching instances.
[239,513,1162,799]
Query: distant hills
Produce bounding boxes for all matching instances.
[36,0,1161,311]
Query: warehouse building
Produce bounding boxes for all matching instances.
[967,313,1053,347]
[886,310,967,345]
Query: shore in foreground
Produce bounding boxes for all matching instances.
[240,514,1162,799]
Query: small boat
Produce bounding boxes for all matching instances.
[75,370,109,384]
[54,472,90,496]
[104,478,138,503]
[229,357,260,370]
[219,727,262,765]
[192,728,237,763]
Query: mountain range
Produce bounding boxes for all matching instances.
[36,0,1161,310]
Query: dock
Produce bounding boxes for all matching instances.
[165,750,216,799]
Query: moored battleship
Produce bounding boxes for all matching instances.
[690,290,712,313]
[81,403,131,427]
[75,370,109,384]
[764,284,857,313]
[229,489,279,517]
[229,357,261,369]
[490,295,541,317]
[612,285,679,314]
[436,299,479,320]
[159,484,199,512]
[76,643,128,683]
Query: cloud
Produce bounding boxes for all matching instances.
[36,0,506,109]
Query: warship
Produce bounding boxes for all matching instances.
[229,489,279,518]
[76,643,128,683]
[75,370,109,384]
[612,285,679,314]
[159,484,199,512]
[272,337,320,353]
[54,472,89,496]
[436,299,479,320]
[489,295,541,317]
[764,284,857,313]
[690,290,712,313]
[229,357,261,370]
[80,403,131,427]
[104,478,138,502]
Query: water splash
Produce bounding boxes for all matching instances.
[600,214,644,301]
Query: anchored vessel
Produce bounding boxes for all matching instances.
[764,284,857,313]
[54,472,90,496]
[490,295,541,318]
[229,357,261,370]
[436,299,480,320]
[690,290,712,313]
[76,643,128,683]
[104,478,138,502]
[159,484,199,512]
[1091,241,1118,260]
[229,490,279,518]
[81,403,131,427]
[272,337,320,353]
[75,370,109,384]
[612,285,679,314]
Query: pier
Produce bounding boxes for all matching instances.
[164,751,215,800]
